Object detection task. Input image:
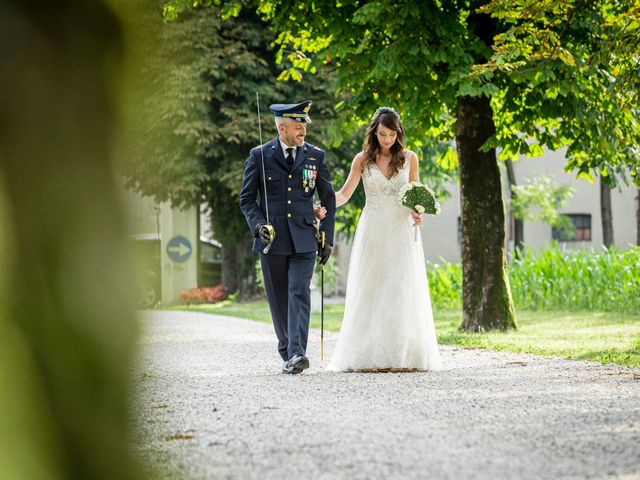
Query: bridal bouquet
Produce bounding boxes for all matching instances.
[398,182,440,241]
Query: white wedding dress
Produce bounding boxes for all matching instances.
[327,154,443,372]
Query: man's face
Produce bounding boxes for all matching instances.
[279,118,307,147]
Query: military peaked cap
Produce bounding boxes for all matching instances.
[269,100,312,123]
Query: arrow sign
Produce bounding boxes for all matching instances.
[166,236,192,263]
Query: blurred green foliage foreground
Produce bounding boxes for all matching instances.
[0,2,148,479]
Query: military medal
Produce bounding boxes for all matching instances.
[309,166,317,190]
[303,165,316,192]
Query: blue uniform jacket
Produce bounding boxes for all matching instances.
[240,136,336,255]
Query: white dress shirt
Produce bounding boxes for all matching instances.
[279,139,297,161]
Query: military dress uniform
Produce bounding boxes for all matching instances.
[239,100,336,374]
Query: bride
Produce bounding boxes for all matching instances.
[322,107,442,372]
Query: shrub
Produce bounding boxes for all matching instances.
[510,243,640,313]
[179,284,229,305]
[427,260,462,310]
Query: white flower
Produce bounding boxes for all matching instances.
[415,205,425,214]
[397,183,413,206]
[398,183,413,196]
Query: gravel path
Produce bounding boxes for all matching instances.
[134,310,640,480]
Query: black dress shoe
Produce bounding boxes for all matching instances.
[282,360,303,374]
[291,355,309,370]
[282,355,310,375]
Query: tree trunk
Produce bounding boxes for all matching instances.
[221,235,259,300]
[505,159,524,257]
[600,177,614,248]
[236,236,260,301]
[456,95,517,332]
[221,242,239,293]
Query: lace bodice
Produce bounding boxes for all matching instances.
[362,155,410,200]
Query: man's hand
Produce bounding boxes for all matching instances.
[318,242,332,266]
[256,223,274,244]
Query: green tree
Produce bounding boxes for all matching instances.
[477,0,640,249]
[477,0,640,184]
[121,6,364,297]
[600,177,614,247]
[119,7,293,297]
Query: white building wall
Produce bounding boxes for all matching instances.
[508,148,637,252]
[421,183,461,264]
[612,187,638,247]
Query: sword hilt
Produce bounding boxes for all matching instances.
[261,223,276,254]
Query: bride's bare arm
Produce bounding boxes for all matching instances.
[407,151,423,225]
[408,150,420,183]
[335,152,364,207]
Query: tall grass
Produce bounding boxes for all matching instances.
[428,244,640,313]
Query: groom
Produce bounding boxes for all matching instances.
[240,100,336,374]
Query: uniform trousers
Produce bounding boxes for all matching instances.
[259,251,316,361]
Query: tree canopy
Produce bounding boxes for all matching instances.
[162,0,640,184]
[477,0,640,186]
[119,6,368,293]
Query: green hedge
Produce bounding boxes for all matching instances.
[428,244,640,313]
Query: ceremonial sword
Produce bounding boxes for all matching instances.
[256,92,275,254]
[320,230,325,362]
[315,219,326,362]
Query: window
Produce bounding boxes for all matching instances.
[552,214,592,242]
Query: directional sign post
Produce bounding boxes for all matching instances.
[166,236,192,263]
[160,204,199,304]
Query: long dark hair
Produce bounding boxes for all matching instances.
[363,107,405,178]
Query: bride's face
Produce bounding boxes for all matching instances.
[376,124,397,152]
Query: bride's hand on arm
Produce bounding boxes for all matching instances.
[314,204,327,220]
[335,153,364,208]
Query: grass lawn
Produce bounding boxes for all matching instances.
[168,300,640,368]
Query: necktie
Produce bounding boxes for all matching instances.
[286,147,294,167]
